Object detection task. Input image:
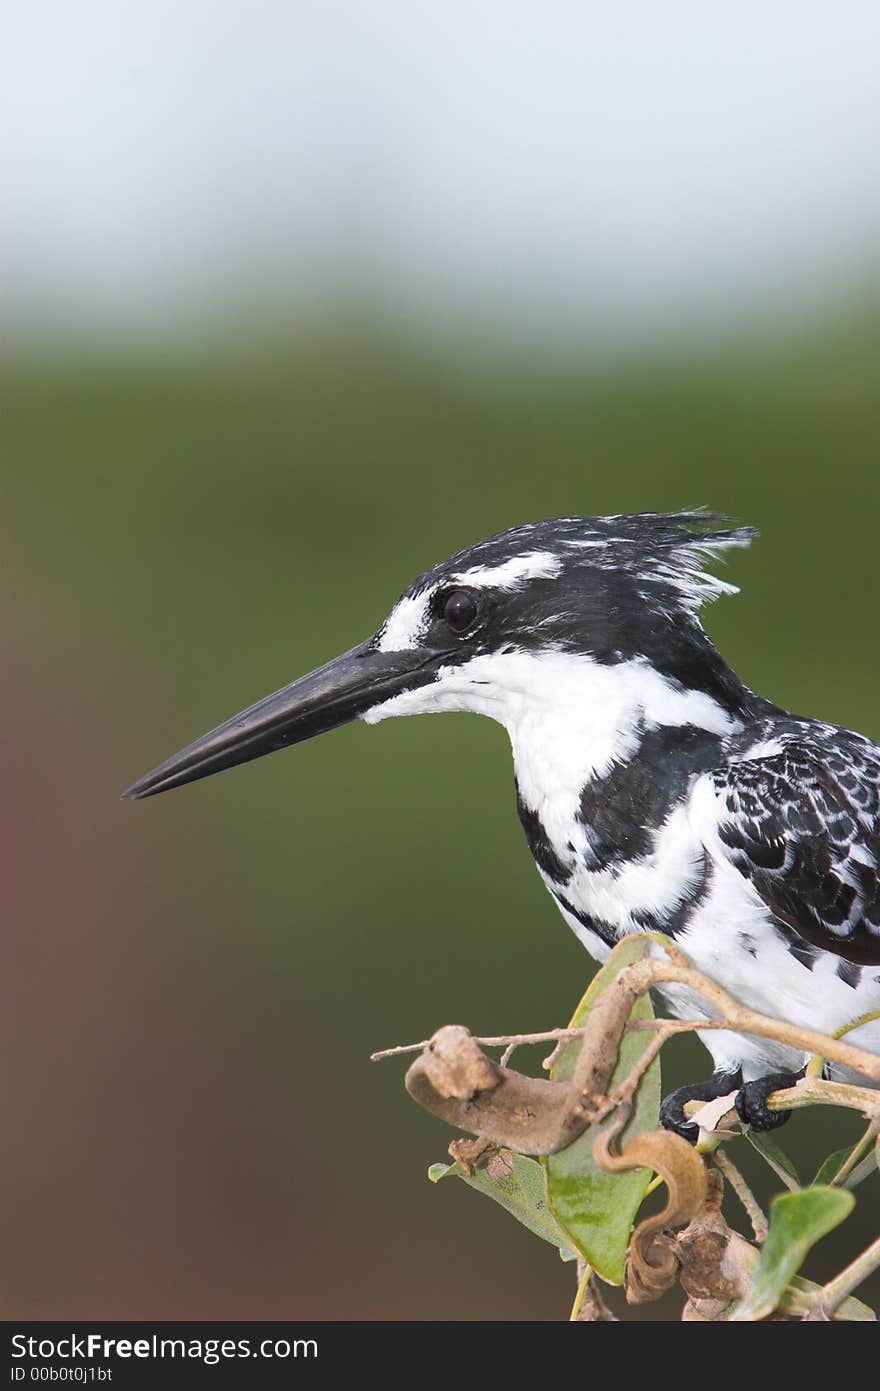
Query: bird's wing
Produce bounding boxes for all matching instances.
[691,735,880,966]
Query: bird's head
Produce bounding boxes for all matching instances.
[123,511,755,800]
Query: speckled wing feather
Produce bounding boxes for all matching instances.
[705,734,880,966]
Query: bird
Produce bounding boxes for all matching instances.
[124,511,880,1137]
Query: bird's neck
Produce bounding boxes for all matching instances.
[503,652,743,833]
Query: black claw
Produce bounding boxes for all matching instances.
[660,1068,743,1142]
[735,1068,804,1132]
[659,1094,698,1142]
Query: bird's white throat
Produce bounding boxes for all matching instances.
[364,649,741,834]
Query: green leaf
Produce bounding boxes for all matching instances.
[842,1153,880,1190]
[429,1151,577,1259]
[813,1127,880,1189]
[840,1133,880,1190]
[745,1131,800,1189]
[542,936,661,1285]
[813,1146,856,1187]
[730,1186,855,1321]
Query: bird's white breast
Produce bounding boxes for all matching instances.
[502,652,737,929]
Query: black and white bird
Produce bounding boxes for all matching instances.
[124,512,880,1135]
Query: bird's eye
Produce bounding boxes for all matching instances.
[441,588,479,634]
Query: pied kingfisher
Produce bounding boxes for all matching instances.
[125,512,880,1136]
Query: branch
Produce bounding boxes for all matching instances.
[386,936,880,1158]
[813,1234,880,1317]
[622,954,880,1085]
[392,935,880,1322]
[375,943,880,1089]
[712,1148,768,1243]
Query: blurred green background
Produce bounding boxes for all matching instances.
[5,311,879,1317]
[6,2,880,1320]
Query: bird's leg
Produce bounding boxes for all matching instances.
[735,1066,806,1132]
[659,1067,743,1141]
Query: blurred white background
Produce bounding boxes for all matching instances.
[7,1,880,341]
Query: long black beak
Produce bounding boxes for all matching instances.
[122,640,438,800]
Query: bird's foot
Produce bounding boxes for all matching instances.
[659,1068,743,1142]
[735,1068,805,1132]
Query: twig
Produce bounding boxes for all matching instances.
[833,1009,880,1040]
[767,1074,880,1117]
[370,1025,587,1063]
[370,1037,435,1061]
[804,1010,880,1082]
[609,1023,675,1105]
[830,1119,880,1187]
[713,1148,768,1243]
[373,956,880,1084]
[374,1016,731,1064]
[624,1018,729,1032]
[385,937,880,1160]
[814,1233,880,1316]
[569,1261,593,1321]
[601,953,880,1083]
[542,1037,570,1072]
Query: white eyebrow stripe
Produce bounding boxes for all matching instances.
[377,549,563,653]
[450,550,563,590]
[376,590,431,652]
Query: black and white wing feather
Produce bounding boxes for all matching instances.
[696,735,880,966]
